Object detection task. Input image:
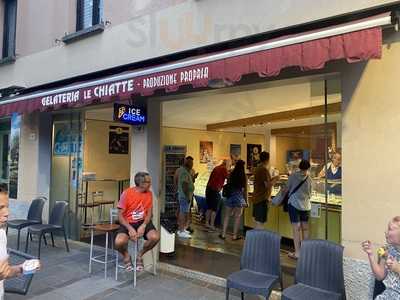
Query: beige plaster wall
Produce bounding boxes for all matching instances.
[103,0,134,26]
[274,137,311,172]
[341,30,400,259]
[16,0,76,57]
[17,113,39,202]
[0,0,398,89]
[83,119,131,203]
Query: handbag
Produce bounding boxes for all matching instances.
[222,183,232,198]
[271,187,287,206]
[272,176,308,212]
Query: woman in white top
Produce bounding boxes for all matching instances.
[287,160,312,260]
[319,153,342,195]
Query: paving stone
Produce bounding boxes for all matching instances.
[29,291,71,300]
[55,276,120,300]
[5,232,271,300]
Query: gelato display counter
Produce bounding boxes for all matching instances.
[244,177,342,244]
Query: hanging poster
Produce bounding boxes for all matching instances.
[109,126,129,154]
[9,113,21,199]
[53,122,82,156]
[287,149,310,165]
[247,144,262,170]
[200,141,213,164]
[230,144,241,162]
[286,149,311,174]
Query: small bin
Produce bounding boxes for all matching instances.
[160,226,175,254]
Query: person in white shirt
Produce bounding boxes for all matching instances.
[318,153,342,195]
[0,185,39,299]
[319,153,341,178]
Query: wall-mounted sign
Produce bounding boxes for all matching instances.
[113,103,147,126]
[109,126,129,155]
[311,203,321,218]
[230,144,241,161]
[247,144,262,170]
[200,141,213,164]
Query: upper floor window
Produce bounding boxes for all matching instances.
[76,0,103,31]
[2,0,17,59]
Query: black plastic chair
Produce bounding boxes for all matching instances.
[282,239,346,300]
[4,249,36,295]
[6,197,46,251]
[226,229,282,300]
[25,201,70,258]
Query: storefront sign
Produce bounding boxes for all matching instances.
[40,66,210,110]
[0,27,380,118]
[113,103,147,126]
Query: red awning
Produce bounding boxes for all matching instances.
[0,16,386,117]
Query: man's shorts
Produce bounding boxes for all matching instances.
[116,220,156,240]
[205,186,221,212]
[252,200,268,224]
[288,204,310,224]
[178,195,190,214]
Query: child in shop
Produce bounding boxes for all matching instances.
[362,216,400,299]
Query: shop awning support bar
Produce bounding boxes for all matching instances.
[324,80,329,241]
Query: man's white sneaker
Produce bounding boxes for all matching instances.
[177,230,192,239]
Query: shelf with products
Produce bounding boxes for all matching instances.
[194,172,209,197]
[194,160,217,197]
[270,176,342,207]
[163,146,186,217]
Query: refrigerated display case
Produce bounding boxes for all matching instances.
[244,176,342,243]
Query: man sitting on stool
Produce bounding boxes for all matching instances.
[115,172,160,272]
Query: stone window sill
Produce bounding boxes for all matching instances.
[0,56,16,66]
[62,23,105,44]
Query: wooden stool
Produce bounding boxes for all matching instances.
[115,237,157,287]
[89,223,120,279]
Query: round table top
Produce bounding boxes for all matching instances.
[93,223,120,232]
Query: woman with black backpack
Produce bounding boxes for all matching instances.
[219,160,248,241]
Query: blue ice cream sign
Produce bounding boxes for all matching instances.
[114,103,147,125]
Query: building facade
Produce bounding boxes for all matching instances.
[1,1,400,298]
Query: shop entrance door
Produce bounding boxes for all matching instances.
[50,112,83,240]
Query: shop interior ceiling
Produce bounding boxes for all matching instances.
[162,77,341,134]
[85,77,341,135]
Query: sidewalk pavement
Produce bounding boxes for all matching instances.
[5,232,279,300]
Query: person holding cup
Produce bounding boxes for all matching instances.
[362,216,400,299]
[0,185,40,299]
